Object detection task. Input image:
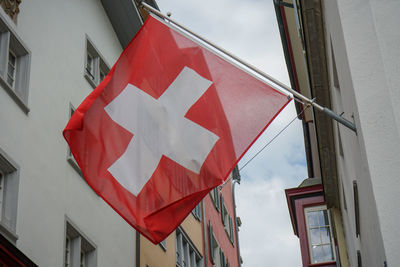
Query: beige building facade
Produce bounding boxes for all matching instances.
[138,204,205,267]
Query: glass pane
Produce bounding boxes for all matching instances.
[8,63,15,74]
[318,209,329,226]
[7,75,14,86]
[80,251,86,267]
[307,211,319,227]
[320,226,332,244]
[310,228,321,245]
[65,237,70,267]
[321,244,334,262]
[86,55,93,74]
[312,244,334,263]
[9,52,16,66]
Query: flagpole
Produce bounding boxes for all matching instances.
[139,2,357,133]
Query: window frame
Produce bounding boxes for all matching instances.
[304,205,336,264]
[220,196,234,245]
[84,35,110,89]
[0,147,20,243]
[176,227,202,267]
[192,202,201,221]
[353,180,360,238]
[64,216,97,267]
[67,104,83,176]
[7,49,16,88]
[209,188,220,212]
[0,11,31,114]
[159,239,167,251]
[209,221,227,267]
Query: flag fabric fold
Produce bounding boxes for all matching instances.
[63,14,291,244]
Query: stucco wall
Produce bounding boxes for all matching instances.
[140,212,204,267]
[0,1,139,266]
[204,178,240,267]
[140,234,176,267]
[323,0,400,265]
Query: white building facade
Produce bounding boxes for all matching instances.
[324,1,400,265]
[0,0,154,266]
[276,0,400,266]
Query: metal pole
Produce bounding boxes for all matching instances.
[140,2,357,133]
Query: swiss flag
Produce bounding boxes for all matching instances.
[63,14,290,244]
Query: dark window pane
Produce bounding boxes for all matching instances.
[7,75,13,86]
[9,52,16,66]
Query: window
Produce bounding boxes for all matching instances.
[7,50,16,87]
[0,148,19,243]
[86,52,95,81]
[176,227,202,267]
[64,219,96,267]
[342,181,347,211]
[85,36,110,88]
[219,249,225,267]
[331,41,340,90]
[159,239,166,251]
[65,236,71,267]
[232,166,241,183]
[357,250,362,267]
[67,104,83,176]
[304,206,335,264]
[228,217,234,244]
[0,13,31,113]
[220,196,234,244]
[209,188,220,212]
[208,222,227,267]
[353,180,360,237]
[192,202,201,220]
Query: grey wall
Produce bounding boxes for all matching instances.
[0,0,138,266]
[322,0,400,266]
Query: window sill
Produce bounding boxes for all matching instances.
[0,76,29,114]
[84,72,97,89]
[0,221,18,244]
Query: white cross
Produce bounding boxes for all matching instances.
[104,67,219,196]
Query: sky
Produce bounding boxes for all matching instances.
[154,0,308,266]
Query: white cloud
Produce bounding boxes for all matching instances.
[156,0,290,85]
[236,104,306,267]
[239,103,307,183]
[236,176,302,267]
[154,1,306,266]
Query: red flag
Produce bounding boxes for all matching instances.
[63,14,290,244]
